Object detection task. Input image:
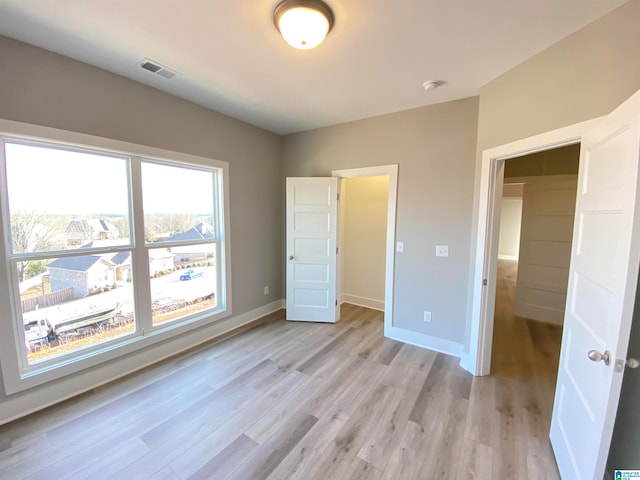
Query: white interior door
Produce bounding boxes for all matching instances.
[286,177,339,323]
[514,177,577,324]
[550,90,640,480]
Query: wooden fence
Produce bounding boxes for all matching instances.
[22,288,74,313]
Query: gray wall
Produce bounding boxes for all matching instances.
[283,98,479,345]
[0,36,283,407]
[471,0,640,470]
[477,0,640,152]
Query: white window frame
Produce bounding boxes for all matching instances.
[0,120,232,395]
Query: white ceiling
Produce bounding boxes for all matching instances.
[0,0,628,135]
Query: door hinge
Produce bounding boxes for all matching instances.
[483,279,488,286]
[336,299,338,306]
[336,247,339,255]
[337,193,340,201]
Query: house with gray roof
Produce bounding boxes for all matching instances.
[167,222,214,242]
[108,251,132,282]
[47,255,115,298]
[66,219,119,247]
[168,222,215,265]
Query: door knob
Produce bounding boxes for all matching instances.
[588,349,611,365]
[627,358,640,369]
[289,255,295,260]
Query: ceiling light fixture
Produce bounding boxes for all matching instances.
[273,0,335,50]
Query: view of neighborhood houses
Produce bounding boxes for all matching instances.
[19,217,217,364]
[5,142,218,364]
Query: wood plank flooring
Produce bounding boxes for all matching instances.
[0,264,562,479]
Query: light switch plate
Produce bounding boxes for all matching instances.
[435,245,449,257]
[396,242,404,253]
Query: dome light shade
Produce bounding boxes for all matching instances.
[274,0,335,50]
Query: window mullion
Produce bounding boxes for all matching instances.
[129,156,152,333]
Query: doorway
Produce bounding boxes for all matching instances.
[491,145,579,382]
[468,90,640,479]
[332,165,398,335]
[464,118,598,377]
[339,175,388,312]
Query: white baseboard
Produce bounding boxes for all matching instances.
[498,254,519,261]
[0,300,284,426]
[341,294,384,311]
[384,325,463,357]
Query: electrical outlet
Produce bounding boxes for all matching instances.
[424,311,432,323]
[264,286,269,295]
[435,245,449,257]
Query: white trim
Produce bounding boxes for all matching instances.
[341,294,384,311]
[0,119,233,394]
[0,300,284,426]
[331,165,398,338]
[387,325,463,357]
[463,118,601,376]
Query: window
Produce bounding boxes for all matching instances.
[141,162,218,327]
[0,124,230,394]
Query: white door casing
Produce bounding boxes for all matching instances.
[514,177,577,325]
[286,177,339,323]
[466,116,600,377]
[332,164,399,336]
[550,90,640,480]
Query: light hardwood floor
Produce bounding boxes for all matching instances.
[0,263,562,479]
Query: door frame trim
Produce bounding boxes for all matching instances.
[332,164,398,336]
[462,119,601,376]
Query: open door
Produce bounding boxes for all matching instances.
[286,177,339,323]
[550,90,640,479]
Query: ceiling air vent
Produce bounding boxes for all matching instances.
[139,59,178,79]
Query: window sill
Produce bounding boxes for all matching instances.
[5,306,231,395]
